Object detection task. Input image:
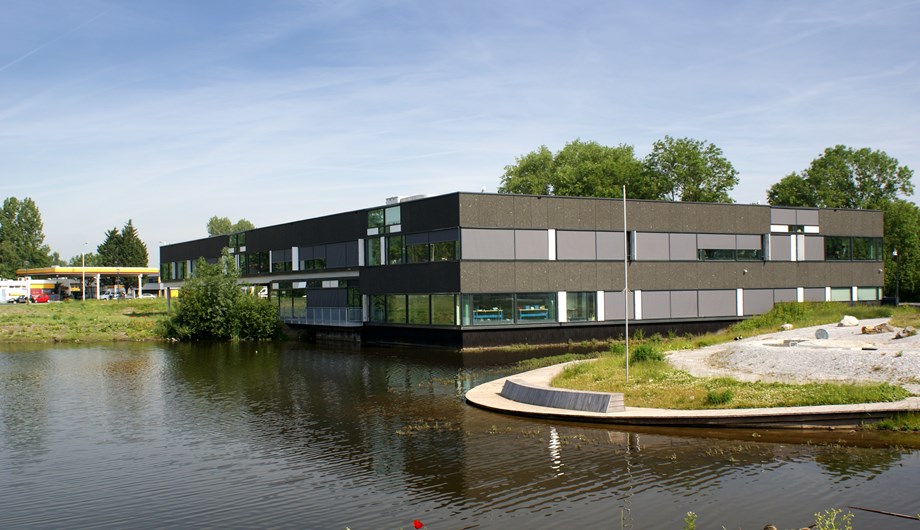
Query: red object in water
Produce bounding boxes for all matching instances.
[413,520,424,529]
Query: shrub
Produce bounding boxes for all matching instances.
[630,342,664,363]
[705,388,733,405]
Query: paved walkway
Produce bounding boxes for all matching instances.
[465,360,920,428]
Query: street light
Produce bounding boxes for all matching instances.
[82,242,87,302]
[893,249,900,305]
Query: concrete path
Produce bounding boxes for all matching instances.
[465,360,920,428]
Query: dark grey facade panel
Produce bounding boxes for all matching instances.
[362,262,461,294]
[635,232,669,260]
[401,193,461,232]
[820,208,883,237]
[557,231,596,260]
[514,230,549,260]
[803,287,826,302]
[299,246,314,260]
[596,231,626,260]
[325,242,352,268]
[668,233,697,260]
[429,228,459,243]
[744,289,774,315]
[405,232,429,245]
[670,290,698,318]
[251,211,362,251]
[461,229,515,260]
[698,290,736,317]
[642,291,671,319]
[161,236,227,263]
[604,291,634,320]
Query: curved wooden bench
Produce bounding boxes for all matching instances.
[500,378,624,413]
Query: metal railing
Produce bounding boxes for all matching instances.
[282,307,363,327]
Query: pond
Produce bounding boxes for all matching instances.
[1,342,918,529]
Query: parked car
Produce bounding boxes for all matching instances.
[11,295,29,304]
[31,293,50,303]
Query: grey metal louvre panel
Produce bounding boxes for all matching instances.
[804,287,826,302]
[804,236,824,261]
[635,232,669,260]
[514,230,549,260]
[670,290,698,318]
[669,233,697,260]
[774,288,797,302]
[604,291,634,320]
[736,234,762,249]
[770,235,792,261]
[557,230,596,260]
[698,233,735,249]
[744,289,774,315]
[596,231,626,260]
[698,290,736,317]
[771,208,797,224]
[796,209,819,226]
[642,291,671,319]
[461,229,514,259]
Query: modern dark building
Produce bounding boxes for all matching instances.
[159,192,885,348]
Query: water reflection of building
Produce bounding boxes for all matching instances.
[160,193,885,349]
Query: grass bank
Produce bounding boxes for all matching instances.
[549,302,920,410]
[0,298,169,343]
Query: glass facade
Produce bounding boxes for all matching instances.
[566,292,597,322]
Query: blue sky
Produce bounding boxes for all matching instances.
[2,0,919,265]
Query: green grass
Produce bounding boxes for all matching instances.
[0,298,169,343]
[548,302,920,410]
[868,412,920,431]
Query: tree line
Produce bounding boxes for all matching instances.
[500,139,917,301]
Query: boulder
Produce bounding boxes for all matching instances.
[838,315,859,327]
[780,323,794,331]
[895,326,917,340]
[862,322,895,334]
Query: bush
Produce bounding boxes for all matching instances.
[630,342,664,363]
[160,252,282,341]
[705,388,733,405]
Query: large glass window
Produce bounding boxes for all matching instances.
[293,287,307,319]
[831,287,851,302]
[825,237,851,260]
[407,242,430,263]
[515,293,556,323]
[385,206,401,226]
[272,249,292,273]
[431,240,458,262]
[367,209,384,229]
[698,249,736,261]
[852,237,883,260]
[366,238,382,266]
[468,293,514,325]
[370,295,386,323]
[858,287,880,301]
[736,248,763,261]
[386,295,407,324]
[431,294,457,325]
[567,292,597,322]
[408,294,430,324]
[387,235,405,265]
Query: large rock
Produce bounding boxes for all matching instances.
[838,315,860,327]
[895,326,917,339]
[780,323,794,331]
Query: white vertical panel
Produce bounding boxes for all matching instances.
[825,286,831,301]
[291,246,299,271]
[796,287,804,303]
[852,286,858,301]
[736,289,744,317]
[557,292,567,322]
[548,229,556,261]
[796,234,806,261]
[268,250,274,273]
[596,290,605,321]
[357,238,365,266]
[362,294,369,322]
[789,235,798,261]
[634,289,642,320]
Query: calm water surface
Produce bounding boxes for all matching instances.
[1,342,919,529]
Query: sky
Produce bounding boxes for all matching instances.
[2,0,919,266]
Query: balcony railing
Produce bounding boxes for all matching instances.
[281,306,363,327]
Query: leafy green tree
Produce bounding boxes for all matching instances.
[207,216,256,237]
[767,145,914,209]
[0,197,52,278]
[644,136,739,202]
[499,139,659,199]
[160,251,281,341]
[68,252,101,267]
[882,200,920,301]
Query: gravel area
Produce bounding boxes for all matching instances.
[666,318,920,394]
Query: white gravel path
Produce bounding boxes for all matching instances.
[666,318,920,394]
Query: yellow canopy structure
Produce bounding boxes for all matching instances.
[16,266,160,300]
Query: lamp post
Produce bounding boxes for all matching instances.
[82,242,87,302]
[893,249,900,305]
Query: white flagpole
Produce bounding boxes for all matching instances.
[623,185,629,383]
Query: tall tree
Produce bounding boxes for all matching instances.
[644,136,739,202]
[95,220,149,289]
[499,139,659,199]
[881,200,920,301]
[208,216,256,237]
[767,145,914,209]
[0,197,52,278]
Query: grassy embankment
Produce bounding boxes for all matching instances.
[0,298,169,342]
[534,302,920,411]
